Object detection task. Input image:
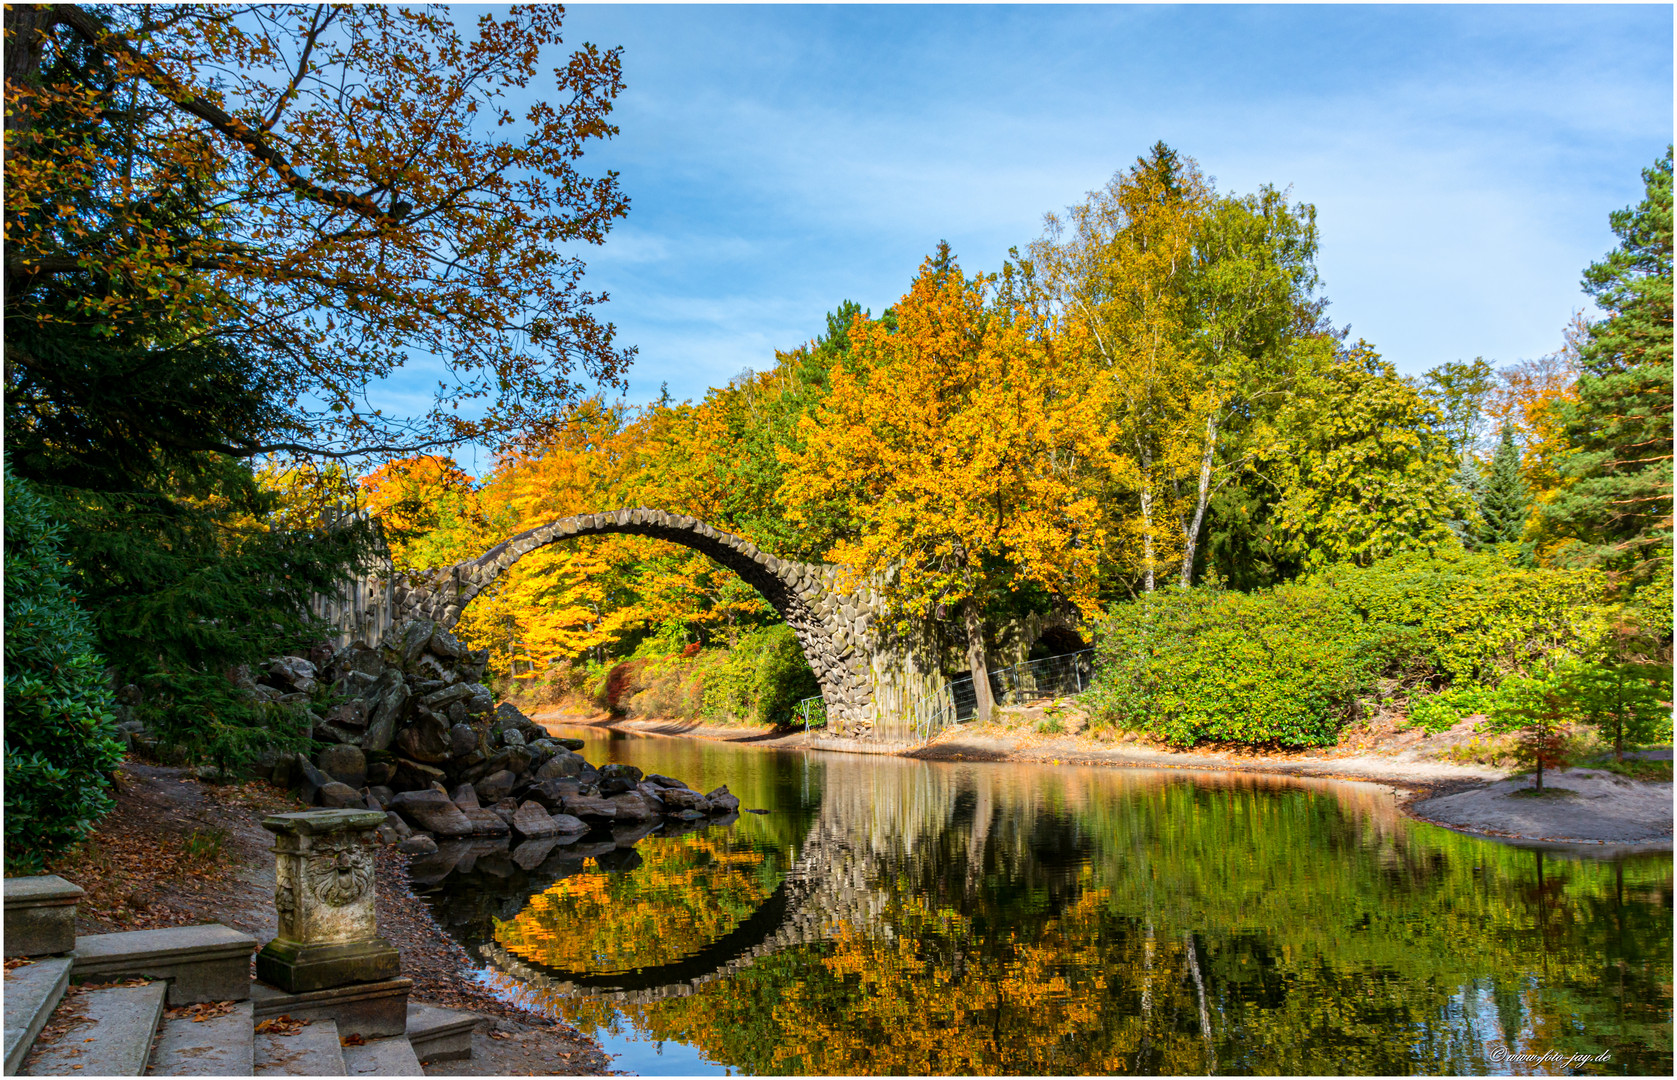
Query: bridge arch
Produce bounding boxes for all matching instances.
[388,508,879,729]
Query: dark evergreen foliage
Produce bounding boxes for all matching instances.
[3,461,125,872]
[1477,425,1533,560]
[1537,148,1673,591]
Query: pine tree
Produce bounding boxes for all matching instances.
[1537,148,1673,591]
[1477,425,1533,558]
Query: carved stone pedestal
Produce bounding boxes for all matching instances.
[256,810,400,994]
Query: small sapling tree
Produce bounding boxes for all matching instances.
[1493,675,1574,791]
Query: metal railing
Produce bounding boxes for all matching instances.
[798,695,828,738]
[913,647,1096,742]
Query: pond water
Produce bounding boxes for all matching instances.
[416,726,1673,1076]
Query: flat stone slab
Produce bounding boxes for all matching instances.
[22,980,166,1076]
[1412,767,1675,844]
[254,1017,345,1076]
[250,977,411,1040]
[4,877,84,958]
[73,924,256,1004]
[405,1003,476,1063]
[342,1035,424,1076]
[147,999,254,1075]
[4,957,72,1075]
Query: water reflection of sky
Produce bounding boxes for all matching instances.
[426,727,1673,1077]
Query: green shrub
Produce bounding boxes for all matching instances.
[1403,685,1497,734]
[700,624,819,727]
[4,463,126,872]
[1309,548,1606,684]
[1087,582,1401,747]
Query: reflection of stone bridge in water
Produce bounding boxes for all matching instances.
[464,755,1420,1009]
[478,806,884,1006]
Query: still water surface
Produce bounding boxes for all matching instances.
[419,726,1673,1076]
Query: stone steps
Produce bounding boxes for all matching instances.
[3,958,72,1077]
[21,980,167,1076]
[405,1003,475,1064]
[342,1036,424,1076]
[72,925,257,1005]
[147,1001,254,1076]
[254,1018,345,1076]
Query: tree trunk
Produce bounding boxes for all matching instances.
[1178,414,1219,588]
[964,595,994,723]
[1138,443,1157,593]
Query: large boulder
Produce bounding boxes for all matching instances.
[317,781,364,809]
[450,783,480,811]
[661,787,711,813]
[449,723,478,757]
[560,794,618,820]
[462,807,511,836]
[389,789,474,837]
[512,801,562,838]
[267,655,317,694]
[315,744,367,790]
[317,699,369,744]
[523,778,579,813]
[599,763,643,785]
[383,618,438,672]
[608,792,658,823]
[534,753,584,781]
[361,669,409,752]
[646,773,688,790]
[476,770,518,804]
[393,758,447,792]
[705,785,740,815]
[395,712,452,764]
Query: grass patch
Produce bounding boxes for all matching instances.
[1590,758,1674,783]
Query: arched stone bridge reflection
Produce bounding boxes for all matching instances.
[478,807,886,1006]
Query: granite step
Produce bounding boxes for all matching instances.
[20,981,167,1076]
[404,1003,476,1064]
[72,925,256,1005]
[342,1035,424,1076]
[3,957,73,1076]
[3,878,84,959]
[146,1000,254,1076]
[254,1018,344,1076]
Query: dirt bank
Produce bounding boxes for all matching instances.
[536,709,1673,852]
[46,762,616,1076]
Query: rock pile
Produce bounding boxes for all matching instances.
[246,618,741,854]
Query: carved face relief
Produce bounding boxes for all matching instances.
[303,840,373,907]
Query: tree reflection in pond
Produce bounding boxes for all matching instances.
[496,822,787,975]
[461,743,1672,1076]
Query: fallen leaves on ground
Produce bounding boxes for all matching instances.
[165,1000,236,1022]
[340,1032,367,1046]
[254,1014,311,1036]
[4,956,36,970]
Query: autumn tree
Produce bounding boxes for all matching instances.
[780,250,1109,721]
[5,3,632,461]
[1031,143,1333,592]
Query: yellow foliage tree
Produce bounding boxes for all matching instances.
[780,247,1109,720]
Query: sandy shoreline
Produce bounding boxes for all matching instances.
[535,709,1674,854]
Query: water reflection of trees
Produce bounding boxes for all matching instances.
[485,753,1672,1076]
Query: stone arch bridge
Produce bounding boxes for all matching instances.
[386,508,934,736]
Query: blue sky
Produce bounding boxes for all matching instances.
[438,2,1671,470]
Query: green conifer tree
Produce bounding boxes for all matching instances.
[1477,425,1533,560]
[1537,148,1673,591]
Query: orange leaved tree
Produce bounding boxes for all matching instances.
[780,248,1110,721]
